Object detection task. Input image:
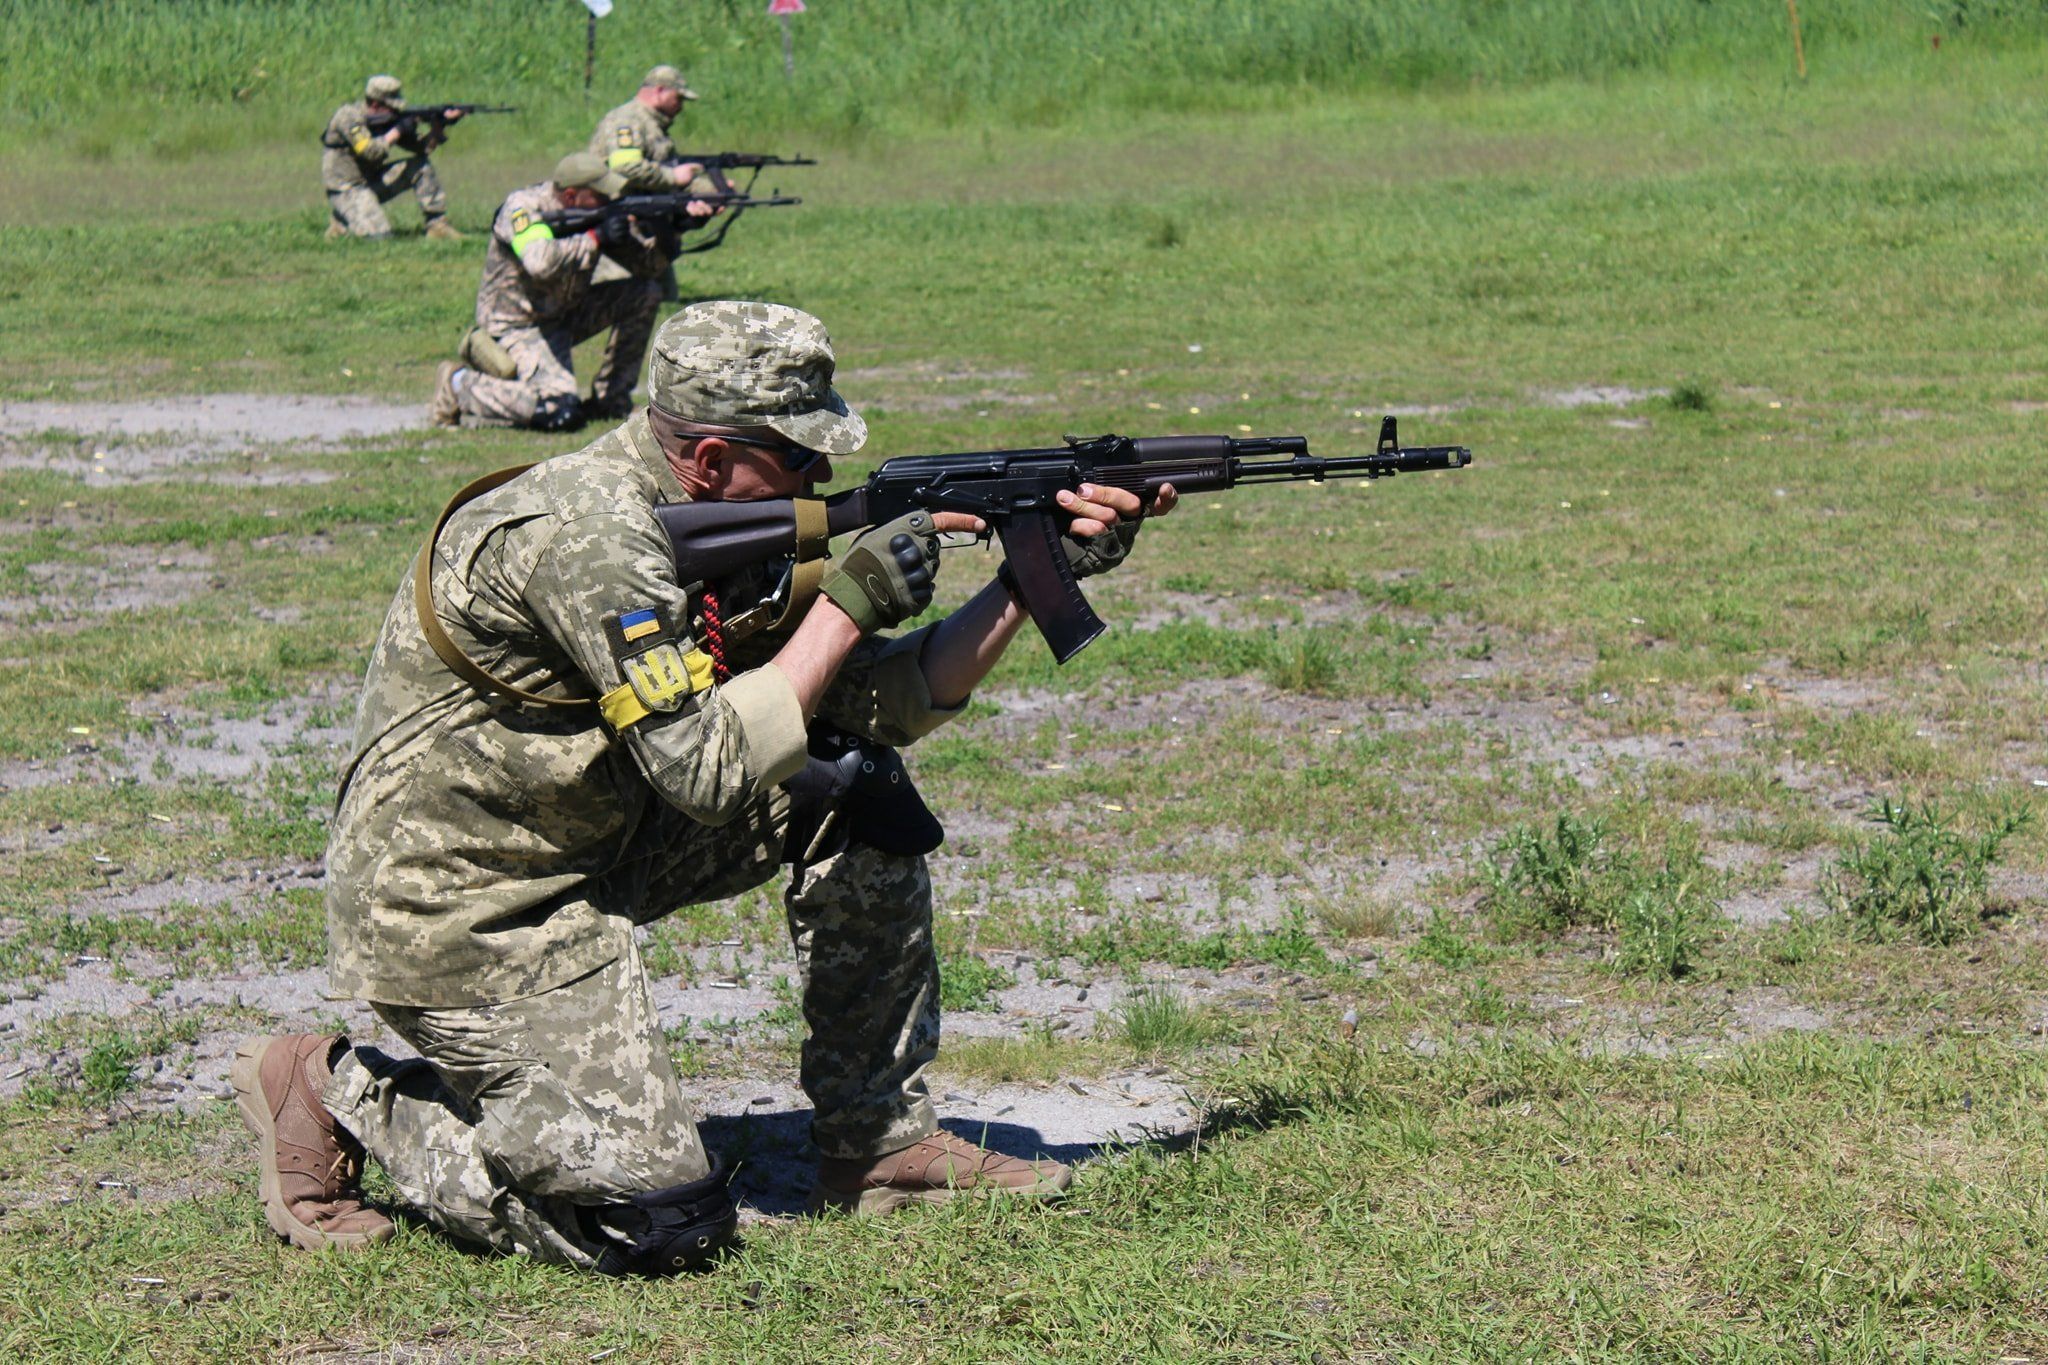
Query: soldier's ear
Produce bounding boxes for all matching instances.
[689,436,731,489]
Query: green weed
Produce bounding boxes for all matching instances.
[1822,797,2032,946]
[1112,987,1227,1056]
[1666,378,1714,412]
[937,952,1016,1013]
[1611,871,1717,981]
[1409,911,1488,970]
[1483,812,1618,932]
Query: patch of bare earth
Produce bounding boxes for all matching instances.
[0,545,220,629]
[0,392,424,488]
[0,681,355,795]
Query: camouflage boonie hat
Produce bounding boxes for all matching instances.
[643,64,700,100]
[648,301,867,456]
[364,74,405,109]
[553,151,627,201]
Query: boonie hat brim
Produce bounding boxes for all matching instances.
[765,390,866,457]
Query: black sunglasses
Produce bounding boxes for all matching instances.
[714,432,825,475]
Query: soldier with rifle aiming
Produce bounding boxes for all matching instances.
[234,299,1181,1271]
[320,74,505,241]
[590,64,710,195]
[432,153,671,431]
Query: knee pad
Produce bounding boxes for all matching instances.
[582,1153,738,1277]
[530,393,583,432]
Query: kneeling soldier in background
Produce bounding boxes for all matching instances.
[320,74,463,242]
[432,152,666,431]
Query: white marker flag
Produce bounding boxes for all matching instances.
[581,0,613,17]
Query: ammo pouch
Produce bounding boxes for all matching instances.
[782,726,944,863]
[584,1153,738,1277]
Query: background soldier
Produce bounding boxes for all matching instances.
[591,64,706,194]
[320,74,463,241]
[432,152,665,431]
[234,300,1175,1272]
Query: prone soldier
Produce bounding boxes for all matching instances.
[432,152,668,432]
[235,300,1178,1272]
[320,74,463,242]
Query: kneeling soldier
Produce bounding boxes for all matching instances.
[320,74,462,242]
[432,152,665,432]
[237,300,1175,1272]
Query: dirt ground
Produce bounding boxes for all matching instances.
[4,392,2039,1223]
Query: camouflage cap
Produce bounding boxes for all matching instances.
[647,301,867,456]
[642,64,700,100]
[364,74,405,109]
[553,151,628,201]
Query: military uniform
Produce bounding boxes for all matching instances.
[591,98,689,195]
[323,333,966,1267]
[320,77,451,239]
[454,178,666,429]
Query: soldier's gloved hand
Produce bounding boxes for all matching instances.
[1062,517,1142,579]
[819,512,940,634]
[595,213,635,250]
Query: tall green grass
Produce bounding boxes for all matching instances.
[7,0,2045,155]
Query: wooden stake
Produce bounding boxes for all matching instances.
[1786,0,1808,80]
[584,13,597,95]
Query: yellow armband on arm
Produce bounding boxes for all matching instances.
[508,206,555,255]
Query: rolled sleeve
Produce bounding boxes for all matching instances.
[717,663,807,785]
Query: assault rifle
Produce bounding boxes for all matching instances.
[661,153,814,251]
[671,151,818,184]
[542,191,801,257]
[655,418,1472,663]
[364,103,516,153]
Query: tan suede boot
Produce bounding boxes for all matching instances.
[810,1131,1072,1217]
[424,217,465,242]
[230,1034,395,1251]
[429,360,462,428]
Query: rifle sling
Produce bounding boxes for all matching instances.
[722,496,829,642]
[413,463,595,711]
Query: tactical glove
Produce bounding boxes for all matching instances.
[819,512,939,634]
[1062,515,1142,579]
[595,213,635,250]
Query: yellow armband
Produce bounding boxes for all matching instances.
[507,207,554,254]
[599,643,718,732]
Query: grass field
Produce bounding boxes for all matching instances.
[4,17,2048,1362]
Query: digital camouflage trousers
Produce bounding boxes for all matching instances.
[326,158,448,238]
[456,279,661,430]
[324,837,940,1270]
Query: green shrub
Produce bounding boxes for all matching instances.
[1667,378,1715,412]
[938,952,1017,1012]
[1410,911,1487,969]
[1113,987,1225,1056]
[1483,812,1618,932]
[1612,870,1716,980]
[1261,630,1343,694]
[1822,797,2032,945]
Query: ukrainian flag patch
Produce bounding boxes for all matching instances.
[619,607,661,641]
